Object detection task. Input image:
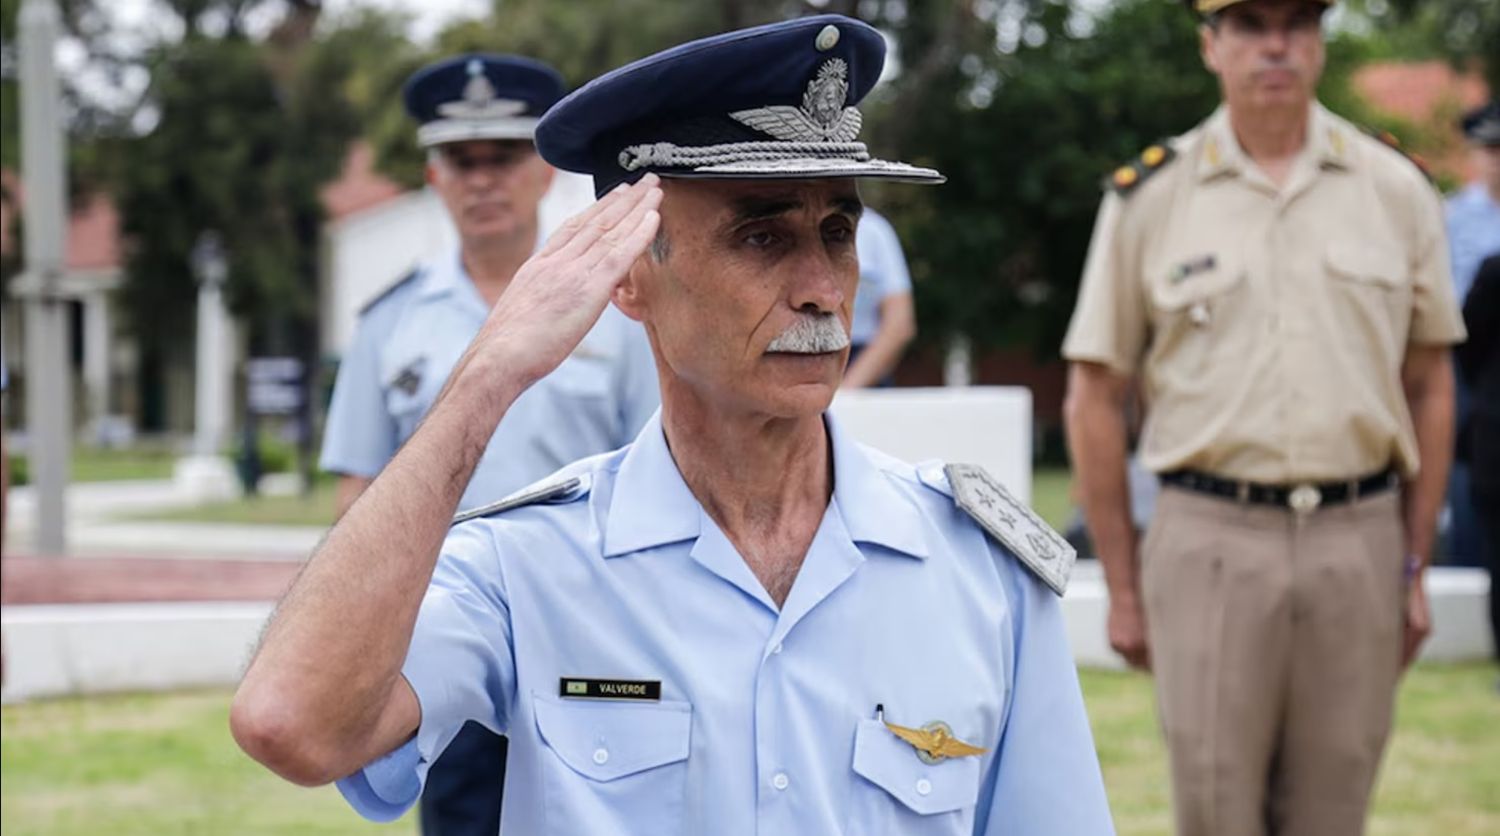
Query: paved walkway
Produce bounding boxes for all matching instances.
[5,476,321,561]
[1,555,301,604]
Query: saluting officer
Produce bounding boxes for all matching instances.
[239,16,1113,835]
[318,54,659,836]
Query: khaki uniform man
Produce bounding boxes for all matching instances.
[1062,0,1465,833]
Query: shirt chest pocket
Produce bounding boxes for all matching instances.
[846,718,984,835]
[1143,252,1249,384]
[1323,242,1412,350]
[380,355,432,430]
[532,694,692,834]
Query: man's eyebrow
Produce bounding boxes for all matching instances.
[725,195,805,226]
[830,196,864,220]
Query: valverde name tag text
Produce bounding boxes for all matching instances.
[559,678,663,701]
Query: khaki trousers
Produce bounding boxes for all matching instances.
[1141,487,1406,836]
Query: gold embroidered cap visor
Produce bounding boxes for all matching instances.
[1191,0,1335,14]
[535,15,945,198]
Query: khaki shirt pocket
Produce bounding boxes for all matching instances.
[1145,252,1248,386]
[1324,242,1412,352]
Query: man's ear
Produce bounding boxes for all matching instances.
[424,162,438,187]
[1199,23,1219,75]
[612,258,651,323]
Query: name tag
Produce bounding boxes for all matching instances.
[559,677,662,701]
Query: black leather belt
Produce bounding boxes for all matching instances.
[1160,468,1398,513]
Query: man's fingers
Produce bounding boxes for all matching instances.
[596,207,661,277]
[554,174,660,262]
[537,181,632,257]
[583,186,662,275]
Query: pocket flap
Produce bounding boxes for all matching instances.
[1325,242,1405,288]
[533,694,691,782]
[851,719,983,815]
[1150,254,1244,310]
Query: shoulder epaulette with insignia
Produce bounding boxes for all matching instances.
[451,475,590,526]
[359,266,422,316]
[941,463,1075,596]
[1361,126,1434,183]
[1105,141,1176,196]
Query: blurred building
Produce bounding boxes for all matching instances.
[0,141,594,445]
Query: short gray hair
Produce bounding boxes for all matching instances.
[649,227,671,263]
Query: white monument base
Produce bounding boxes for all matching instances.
[173,455,240,501]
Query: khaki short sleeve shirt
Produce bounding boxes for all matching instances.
[1062,105,1466,482]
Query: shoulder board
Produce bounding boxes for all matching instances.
[938,463,1075,596]
[1105,141,1177,197]
[358,266,422,316]
[451,474,591,526]
[1361,126,1434,183]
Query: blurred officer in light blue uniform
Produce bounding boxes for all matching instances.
[318,54,659,836]
[1443,100,1500,568]
[322,56,658,516]
[237,16,1112,835]
[844,207,916,387]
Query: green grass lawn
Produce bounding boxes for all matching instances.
[3,665,1495,834]
[137,480,339,527]
[1032,465,1074,530]
[9,449,179,485]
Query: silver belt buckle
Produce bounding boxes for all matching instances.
[1288,484,1322,515]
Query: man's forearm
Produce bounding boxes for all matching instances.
[843,331,907,387]
[237,348,528,760]
[1064,368,1139,600]
[1402,355,1455,569]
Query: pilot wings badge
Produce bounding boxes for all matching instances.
[729,58,863,143]
[884,720,989,765]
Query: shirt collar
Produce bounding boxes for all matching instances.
[602,410,930,560]
[1197,103,1352,180]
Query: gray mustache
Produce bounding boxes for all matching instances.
[765,314,850,354]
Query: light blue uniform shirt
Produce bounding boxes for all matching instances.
[851,209,913,347]
[319,248,660,510]
[1446,182,1500,303]
[336,411,1113,834]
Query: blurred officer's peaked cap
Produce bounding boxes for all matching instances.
[1185,0,1335,16]
[404,54,566,148]
[534,14,946,198]
[1461,100,1500,147]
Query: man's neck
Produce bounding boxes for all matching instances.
[660,387,833,607]
[1226,99,1310,187]
[460,224,537,307]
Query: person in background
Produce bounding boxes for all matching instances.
[843,208,916,387]
[1456,254,1500,675]
[1063,0,1464,833]
[318,54,659,836]
[1443,100,1500,568]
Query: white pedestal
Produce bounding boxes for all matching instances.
[173,454,240,502]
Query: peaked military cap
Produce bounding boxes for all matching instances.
[535,15,944,197]
[403,54,566,148]
[1186,0,1334,16]
[1461,100,1500,147]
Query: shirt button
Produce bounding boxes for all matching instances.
[771,642,784,654]
[592,748,609,765]
[916,778,932,796]
[772,772,790,791]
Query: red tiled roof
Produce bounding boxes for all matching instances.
[319,141,406,221]
[1353,61,1488,121]
[65,191,121,272]
[2,143,409,271]
[1352,60,1491,182]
